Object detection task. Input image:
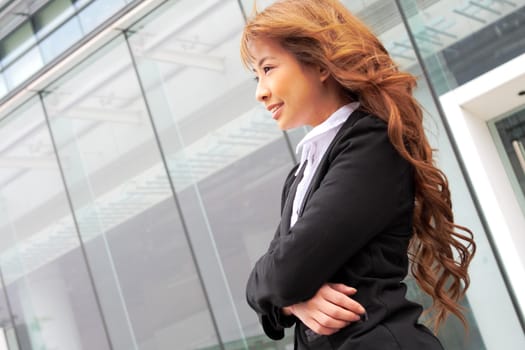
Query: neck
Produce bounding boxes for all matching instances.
[311,80,353,127]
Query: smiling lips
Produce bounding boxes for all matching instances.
[267,103,283,120]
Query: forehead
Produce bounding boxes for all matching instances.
[247,37,289,65]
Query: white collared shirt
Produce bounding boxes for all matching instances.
[290,102,360,228]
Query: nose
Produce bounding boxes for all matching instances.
[255,80,270,102]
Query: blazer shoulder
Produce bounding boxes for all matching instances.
[327,109,387,157]
[339,109,386,135]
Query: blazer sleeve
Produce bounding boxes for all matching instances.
[246,164,300,339]
[246,115,411,311]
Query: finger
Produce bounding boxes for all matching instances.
[317,299,362,323]
[293,301,352,331]
[328,283,357,295]
[322,288,366,315]
[313,310,352,329]
[304,317,341,336]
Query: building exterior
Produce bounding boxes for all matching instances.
[0,0,523,349]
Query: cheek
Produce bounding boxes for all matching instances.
[296,84,319,106]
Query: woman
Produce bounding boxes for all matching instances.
[241,0,476,349]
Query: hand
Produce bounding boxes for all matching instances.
[283,283,366,336]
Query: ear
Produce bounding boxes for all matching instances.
[319,65,331,83]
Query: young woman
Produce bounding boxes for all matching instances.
[240,0,476,349]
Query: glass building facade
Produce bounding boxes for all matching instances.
[0,0,524,349]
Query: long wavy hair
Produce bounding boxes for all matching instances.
[240,0,476,332]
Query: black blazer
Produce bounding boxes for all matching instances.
[246,109,443,349]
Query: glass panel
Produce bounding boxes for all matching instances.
[77,0,126,34]
[39,16,83,63]
[0,279,19,350]
[73,0,94,9]
[42,35,219,350]
[0,73,7,99]
[239,0,274,13]
[0,22,36,67]
[286,127,309,154]
[128,0,296,348]
[398,0,525,94]
[32,0,75,39]
[0,97,111,350]
[3,47,43,89]
[5,326,19,350]
[0,329,8,350]
[489,106,525,215]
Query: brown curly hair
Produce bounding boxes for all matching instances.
[240,0,476,332]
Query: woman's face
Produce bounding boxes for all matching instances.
[249,37,337,130]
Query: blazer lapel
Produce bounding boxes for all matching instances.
[280,160,308,234]
[296,109,369,219]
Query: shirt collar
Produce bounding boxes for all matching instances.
[295,102,360,155]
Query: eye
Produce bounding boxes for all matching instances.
[253,66,273,82]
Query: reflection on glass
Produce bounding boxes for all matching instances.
[399,0,525,93]
[40,17,84,63]
[42,35,219,349]
[32,0,76,39]
[0,74,7,99]
[0,280,18,350]
[0,0,132,98]
[73,0,93,10]
[0,22,36,67]
[3,47,43,89]
[129,0,297,347]
[0,97,111,350]
[0,0,521,349]
[77,0,127,34]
